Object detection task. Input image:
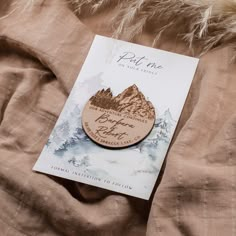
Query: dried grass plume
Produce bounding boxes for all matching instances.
[68,0,236,56]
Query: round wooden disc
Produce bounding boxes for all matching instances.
[82,85,156,148]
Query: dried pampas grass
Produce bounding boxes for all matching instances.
[69,0,236,56]
[68,0,121,15]
[7,0,236,56]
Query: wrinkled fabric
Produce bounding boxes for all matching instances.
[0,0,235,236]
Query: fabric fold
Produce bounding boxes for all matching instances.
[0,0,94,93]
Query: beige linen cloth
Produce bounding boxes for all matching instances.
[0,0,235,235]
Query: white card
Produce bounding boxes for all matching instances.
[33,35,199,199]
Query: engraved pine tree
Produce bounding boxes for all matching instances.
[90,84,155,119]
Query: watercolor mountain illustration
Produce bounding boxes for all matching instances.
[89,84,155,119]
[47,106,176,160]
[43,105,176,190]
[42,77,176,192]
[133,109,176,160]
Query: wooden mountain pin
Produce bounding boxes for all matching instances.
[82,84,156,148]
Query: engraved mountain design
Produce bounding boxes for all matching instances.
[89,84,155,119]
